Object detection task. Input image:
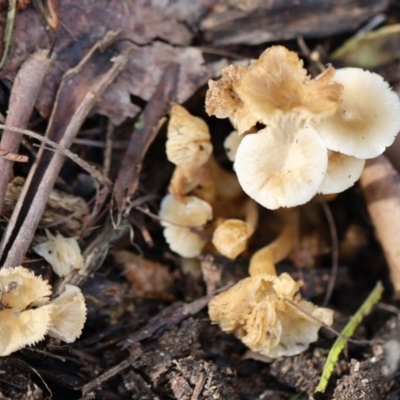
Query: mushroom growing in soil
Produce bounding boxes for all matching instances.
[208,271,333,358]
[0,266,86,356]
[159,194,213,258]
[212,198,258,259]
[234,120,328,209]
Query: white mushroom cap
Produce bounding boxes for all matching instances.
[47,285,87,343]
[159,194,213,258]
[234,121,328,209]
[33,230,84,277]
[318,151,366,194]
[314,68,400,159]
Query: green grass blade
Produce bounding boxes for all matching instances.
[315,281,384,393]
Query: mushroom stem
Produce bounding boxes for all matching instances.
[248,208,297,276]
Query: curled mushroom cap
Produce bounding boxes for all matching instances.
[318,151,366,195]
[205,65,259,134]
[314,68,400,159]
[234,120,328,209]
[0,306,53,357]
[236,46,343,126]
[47,285,87,343]
[166,104,213,167]
[159,194,213,258]
[208,272,334,358]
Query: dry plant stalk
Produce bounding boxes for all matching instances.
[0,49,54,215]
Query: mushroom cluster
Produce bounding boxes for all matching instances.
[160,104,258,260]
[0,266,86,356]
[206,45,400,209]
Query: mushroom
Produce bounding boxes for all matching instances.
[33,230,84,277]
[236,46,343,127]
[208,271,334,358]
[159,194,213,258]
[212,198,258,259]
[166,103,212,167]
[0,266,86,356]
[318,151,366,195]
[234,119,328,209]
[314,67,400,159]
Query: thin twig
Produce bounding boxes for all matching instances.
[320,198,339,307]
[0,124,112,189]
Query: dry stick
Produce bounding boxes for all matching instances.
[0,50,54,215]
[104,119,114,177]
[319,198,339,307]
[0,93,95,268]
[0,124,112,188]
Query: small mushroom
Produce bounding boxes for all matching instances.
[47,284,87,343]
[318,151,366,194]
[33,230,84,277]
[208,272,333,358]
[212,198,258,259]
[237,46,343,127]
[159,194,213,258]
[314,67,400,159]
[0,266,87,356]
[166,103,212,167]
[234,120,328,209]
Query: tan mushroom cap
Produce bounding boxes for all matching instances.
[236,46,343,126]
[208,272,334,358]
[0,266,52,309]
[314,68,400,159]
[234,121,328,209]
[166,104,213,167]
[205,65,259,135]
[33,231,84,277]
[159,194,213,258]
[318,151,366,195]
[212,219,251,259]
[47,285,87,343]
[0,306,53,356]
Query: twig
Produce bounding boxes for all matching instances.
[319,198,339,307]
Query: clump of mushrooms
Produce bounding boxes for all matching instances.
[160,104,259,260]
[0,266,86,356]
[206,45,400,209]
